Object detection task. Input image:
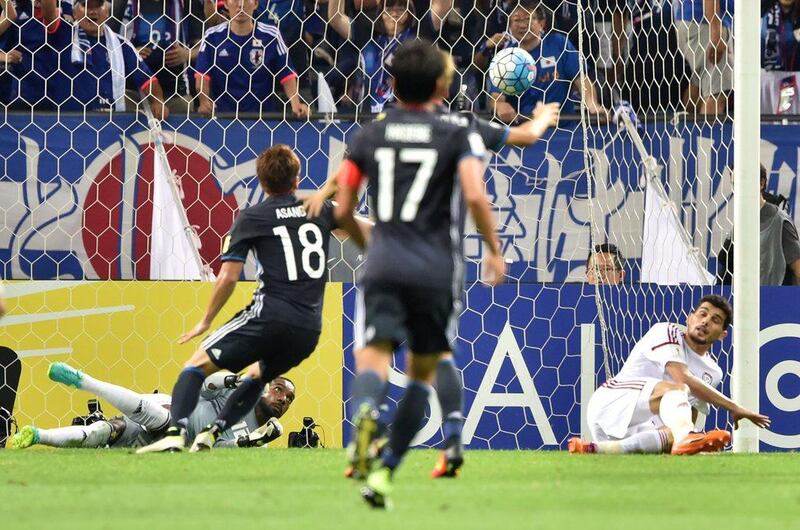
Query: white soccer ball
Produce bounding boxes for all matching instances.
[489,47,537,96]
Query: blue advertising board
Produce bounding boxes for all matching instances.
[1,114,798,451]
[2,115,799,282]
[343,284,800,452]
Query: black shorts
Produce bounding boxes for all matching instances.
[201,315,320,381]
[361,281,457,354]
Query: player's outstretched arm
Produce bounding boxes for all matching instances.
[665,362,771,429]
[505,102,560,146]
[179,261,244,344]
[459,157,505,286]
[333,161,367,248]
[303,176,338,218]
[200,370,239,399]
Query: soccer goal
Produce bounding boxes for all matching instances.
[0,0,783,453]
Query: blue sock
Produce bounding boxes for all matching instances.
[349,369,385,418]
[435,358,464,448]
[214,377,265,432]
[169,367,206,428]
[382,380,430,471]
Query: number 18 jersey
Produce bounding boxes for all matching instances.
[221,194,336,331]
[346,108,486,292]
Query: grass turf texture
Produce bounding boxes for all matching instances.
[2,449,798,529]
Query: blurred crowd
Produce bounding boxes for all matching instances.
[0,0,797,119]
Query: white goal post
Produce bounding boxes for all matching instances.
[731,0,761,454]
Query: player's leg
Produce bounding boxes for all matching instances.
[136,348,220,453]
[12,421,113,449]
[573,378,679,455]
[649,381,730,454]
[349,342,392,476]
[171,349,221,427]
[575,380,728,455]
[191,324,319,452]
[48,362,170,431]
[361,351,438,510]
[431,351,464,478]
[569,427,672,454]
[348,283,404,479]
[427,291,464,478]
[647,380,694,450]
[382,352,439,469]
[362,285,454,509]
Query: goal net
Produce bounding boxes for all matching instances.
[0,0,784,450]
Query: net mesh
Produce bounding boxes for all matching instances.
[0,0,747,448]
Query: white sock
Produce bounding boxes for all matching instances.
[37,422,112,448]
[659,389,694,445]
[620,430,669,453]
[595,430,668,454]
[79,374,170,431]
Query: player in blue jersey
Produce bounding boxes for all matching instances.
[487,0,604,124]
[136,144,368,453]
[335,40,504,509]
[303,50,559,481]
[194,0,308,117]
[64,0,168,116]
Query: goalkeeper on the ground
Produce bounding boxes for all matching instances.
[11,362,294,450]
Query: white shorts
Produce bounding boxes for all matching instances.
[587,377,663,441]
[111,393,172,448]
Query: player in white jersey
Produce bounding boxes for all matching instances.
[570,295,770,455]
[11,362,293,450]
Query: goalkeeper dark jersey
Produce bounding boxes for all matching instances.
[220,194,336,331]
[345,107,485,292]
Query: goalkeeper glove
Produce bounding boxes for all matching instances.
[236,417,283,448]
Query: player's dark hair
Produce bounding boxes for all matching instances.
[389,39,445,104]
[696,294,733,329]
[586,243,624,271]
[256,145,299,194]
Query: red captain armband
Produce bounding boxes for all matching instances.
[337,160,365,189]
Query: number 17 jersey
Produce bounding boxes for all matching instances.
[346,108,486,292]
[221,193,336,331]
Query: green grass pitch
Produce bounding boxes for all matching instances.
[2,449,798,529]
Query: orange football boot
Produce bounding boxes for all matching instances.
[431,451,464,478]
[671,430,731,455]
[568,437,597,454]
